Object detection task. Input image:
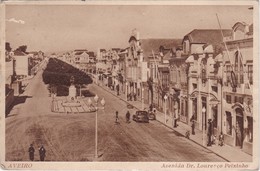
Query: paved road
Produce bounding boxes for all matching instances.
[6,69,225,162]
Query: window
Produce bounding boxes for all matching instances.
[192,84,197,89]
[239,97,244,104]
[226,95,231,104]
[226,111,232,135]
[181,101,184,116]
[212,86,218,93]
[234,96,243,104]
[248,65,253,84]
[226,65,232,85]
[234,51,244,84]
[234,96,237,103]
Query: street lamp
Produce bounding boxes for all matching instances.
[93,94,106,159]
[141,88,144,110]
[164,94,168,124]
[93,95,99,159]
[125,82,128,101]
[202,106,206,146]
[79,85,82,97]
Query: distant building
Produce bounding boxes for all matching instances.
[125,30,149,103]
[169,48,189,123]
[140,38,182,112]
[13,50,29,77]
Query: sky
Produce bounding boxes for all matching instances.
[6,4,253,53]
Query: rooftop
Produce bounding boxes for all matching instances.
[183,29,232,44]
[140,38,182,60]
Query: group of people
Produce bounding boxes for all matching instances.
[127,93,137,101]
[115,111,131,124]
[189,115,224,146]
[28,144,46,161]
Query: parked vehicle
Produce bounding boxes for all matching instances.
[133,111,149,123]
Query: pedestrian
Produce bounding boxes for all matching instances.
[126,111,130,123]
[218,132,224,146]
[28,144,35,161]
[116,84,120,96]
[149,104,153,112]
[39,145,46,161]
[115,111,119,124]
[190,114,195,135]
[185,131,190,139]
[133,93,137,101]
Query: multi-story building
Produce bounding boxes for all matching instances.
[169,48,189,123]
[184,29,232,129]
[186,45,221,143]
[140,38,182,112]
[185,23,253,155]
[217,22,253,154]
[125,30,148,104]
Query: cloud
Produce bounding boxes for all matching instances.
[6,18,25,24]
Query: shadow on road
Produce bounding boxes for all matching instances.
[5,96,33,117]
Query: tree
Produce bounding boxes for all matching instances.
[42,58,93,86]
[16,45,27,53]
[5,42,12,52]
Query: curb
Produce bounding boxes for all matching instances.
[155,119,230,162]
[95,82,230,162]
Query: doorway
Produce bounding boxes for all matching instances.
[235,108,244,148]
[202,97,207,130]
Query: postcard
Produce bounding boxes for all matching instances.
[0,1,258,170]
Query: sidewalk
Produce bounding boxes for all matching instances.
[96,82,252,162]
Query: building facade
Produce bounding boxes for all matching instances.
[169,48,189,123]
[186,45,221,140]
[125,30,148,104]
[219,22,253,155]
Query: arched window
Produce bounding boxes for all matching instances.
[234,51,244,84]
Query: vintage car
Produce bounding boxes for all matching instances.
[133,111,149,123]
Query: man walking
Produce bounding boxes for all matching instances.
[28,144,35,161]
[115,111,119,124]
[190,114,195,135]
[39,145,46,161]
[126,111,130,123]
[116,84,120,96]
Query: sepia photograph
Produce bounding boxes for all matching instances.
[1,1,258,170]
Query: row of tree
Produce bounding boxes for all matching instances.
[6,42,28,53]
[42,58,93,86]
